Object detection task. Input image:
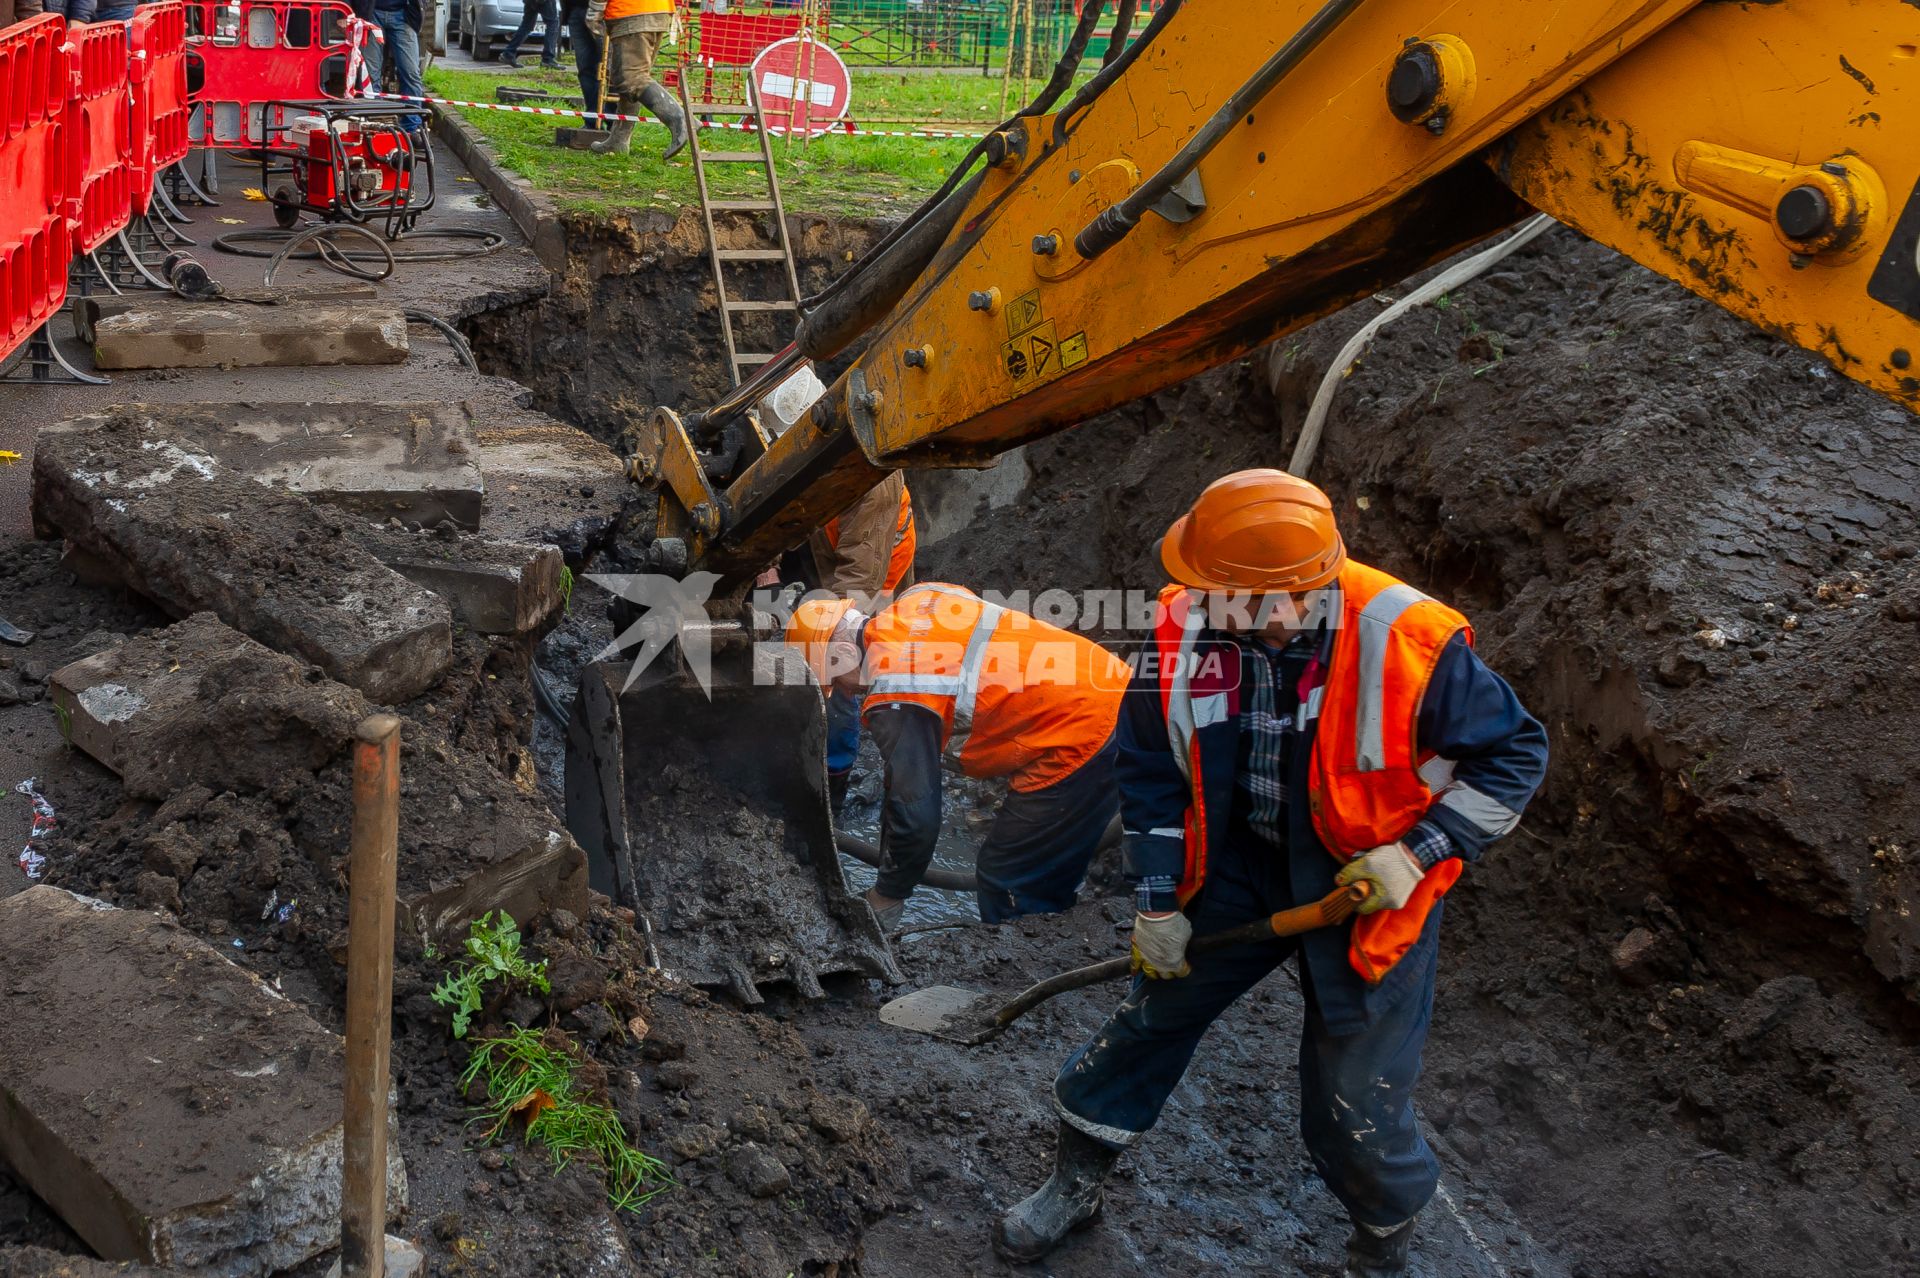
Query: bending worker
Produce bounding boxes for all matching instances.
[995,470,1548,1276]
[812,475,916,811]
[786,584,1130,928]
[584,0,688,159]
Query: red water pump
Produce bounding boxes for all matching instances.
[261,101,436,238]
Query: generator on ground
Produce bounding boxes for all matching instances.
[261,101,435,238]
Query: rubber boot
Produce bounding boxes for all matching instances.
[1345,1216,1418,1277]
[589,107,634,155]
[991,1123,1121,1263]
[639,82,689,159]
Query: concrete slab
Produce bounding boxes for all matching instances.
[55,401,488,530]
[474,420,630,553]
[48,614,587,943]
[32,413,454,702]
[93,304,409,370]
[355,527,566,636]
[0,886,407,1275]
[73,286,382,345]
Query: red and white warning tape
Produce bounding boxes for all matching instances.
[365,91,988,139]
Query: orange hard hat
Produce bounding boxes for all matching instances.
[1158,469,1346,591]
[785,596,859,684]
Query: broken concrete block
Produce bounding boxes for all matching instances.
[0,887,407,1274]
[356,526,566,635]
[474,419,629,553]
[48,614,587,943]
[73,285,380,345]
[48,613,366,798]
[92,303,409,370]
[32,413,453,702]
[51,401,486,530]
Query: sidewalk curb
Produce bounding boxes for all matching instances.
[432,104,569,274]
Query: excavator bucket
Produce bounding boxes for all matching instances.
[564,647,902,1004]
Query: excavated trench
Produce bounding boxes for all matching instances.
[461,211,1920,1278]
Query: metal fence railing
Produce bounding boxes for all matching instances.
[685,1,1159,73]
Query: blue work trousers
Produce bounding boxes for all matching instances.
[568,9,603,119]
[365,10,423,131]
[1053,828,1441,1229]
[975,736,1117,924]
[826,688,862,775]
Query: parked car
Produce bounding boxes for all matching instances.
[460,0,530,61]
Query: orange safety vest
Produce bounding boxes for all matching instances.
[825,481,916,595]
[604,0,673,22]
[1152,563,1471,983]
[863,583,1130,792]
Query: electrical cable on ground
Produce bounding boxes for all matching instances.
[1289,213,1557,477]
[405,309,478,369]
[210,223,506,285]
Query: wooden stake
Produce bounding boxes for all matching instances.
[340,713,402,1278]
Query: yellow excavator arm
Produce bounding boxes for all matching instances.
[630,0,1920,582]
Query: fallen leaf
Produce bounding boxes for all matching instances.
[456,175,475,183]
[215,216,246,224]
[0,451,21,464]
[512,1087,558,1125]
[240,187,268,201]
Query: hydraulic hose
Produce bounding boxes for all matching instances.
[1074,0,1364,262]
[1289,214,1555,476]
[1053,0,1180,147]
[1103,0,1139,66]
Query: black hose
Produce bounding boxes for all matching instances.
[211,225,507,281]
[1102,0,1139,67]
[1074,0,1363,262]
[797,0,1109,316]
[1052,0,1183,148]
[405,309,479,370]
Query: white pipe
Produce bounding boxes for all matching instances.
[1289,213,1557,477]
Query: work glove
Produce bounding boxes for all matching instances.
[1336,843,1424,914]
[1130,910,1193,979]
[584,0,606,36]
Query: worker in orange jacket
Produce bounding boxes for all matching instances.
[583,0,687,157]
[787,584,1130,928]
[995,471,1547,1276]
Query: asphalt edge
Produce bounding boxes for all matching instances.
[432,105,570,275]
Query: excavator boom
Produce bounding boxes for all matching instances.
[632,0,1919,580]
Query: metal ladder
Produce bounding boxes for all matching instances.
[679,74,803,387]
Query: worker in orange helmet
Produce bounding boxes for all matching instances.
[786,584,1130,929]
[995,470,1547,1276]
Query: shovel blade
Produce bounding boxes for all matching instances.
[878,984,1000,1043]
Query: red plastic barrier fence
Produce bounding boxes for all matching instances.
[68,20,135,255]
[186,0,355,148]
[0,14,75,366]
[696,11,809,68]
[131,1,191,214]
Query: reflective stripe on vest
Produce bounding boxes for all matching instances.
[866,583,1003,764]
[1354,582,1430,772]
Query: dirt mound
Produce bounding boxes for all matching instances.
[921,227,1920,1277]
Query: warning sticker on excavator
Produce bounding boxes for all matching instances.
[1002,320,1058,385]
[1006,289,1044,337]
[1060,331,1089,370]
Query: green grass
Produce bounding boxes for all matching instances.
[463,1026,674,1210]
[425,63,1087,216]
